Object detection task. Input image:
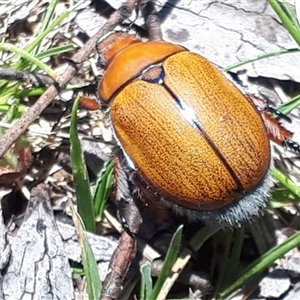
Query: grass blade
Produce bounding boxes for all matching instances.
[81,234,102,300]
[218,230,300,299]
[93,159,114,221]
[70,96,95,232]
[71,204,101,300]
[268,0,300,46]
[140,263,153,300]
[148,225,183,300]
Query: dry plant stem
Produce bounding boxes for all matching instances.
[101,151,143,300]
[139,0,162,40]
[0,0,139,158]
[100,231,137,300]
[0,67,55,86]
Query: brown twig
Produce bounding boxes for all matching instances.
[0,0,139,158]
[100,150,143,300]
[0,67,55,86]
[139,0,162,40]
[100,230,137,300]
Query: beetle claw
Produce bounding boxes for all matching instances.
[264,106,292,123]
[284,139,300,153]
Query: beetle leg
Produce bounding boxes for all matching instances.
[135,179,172,223]
[101,150,142,300]
[259,112,299,151]
[263,106,292,123]
[246,94,300,153]
[113,151,142,234]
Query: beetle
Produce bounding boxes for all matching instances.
[96,31,300,300]
[97,31,298,228]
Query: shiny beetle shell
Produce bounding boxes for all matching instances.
[98,32,271,212]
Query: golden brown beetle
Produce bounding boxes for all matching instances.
[97,31,298,227]
[96,30,300,300]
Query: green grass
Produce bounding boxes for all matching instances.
[0,0,73,170]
